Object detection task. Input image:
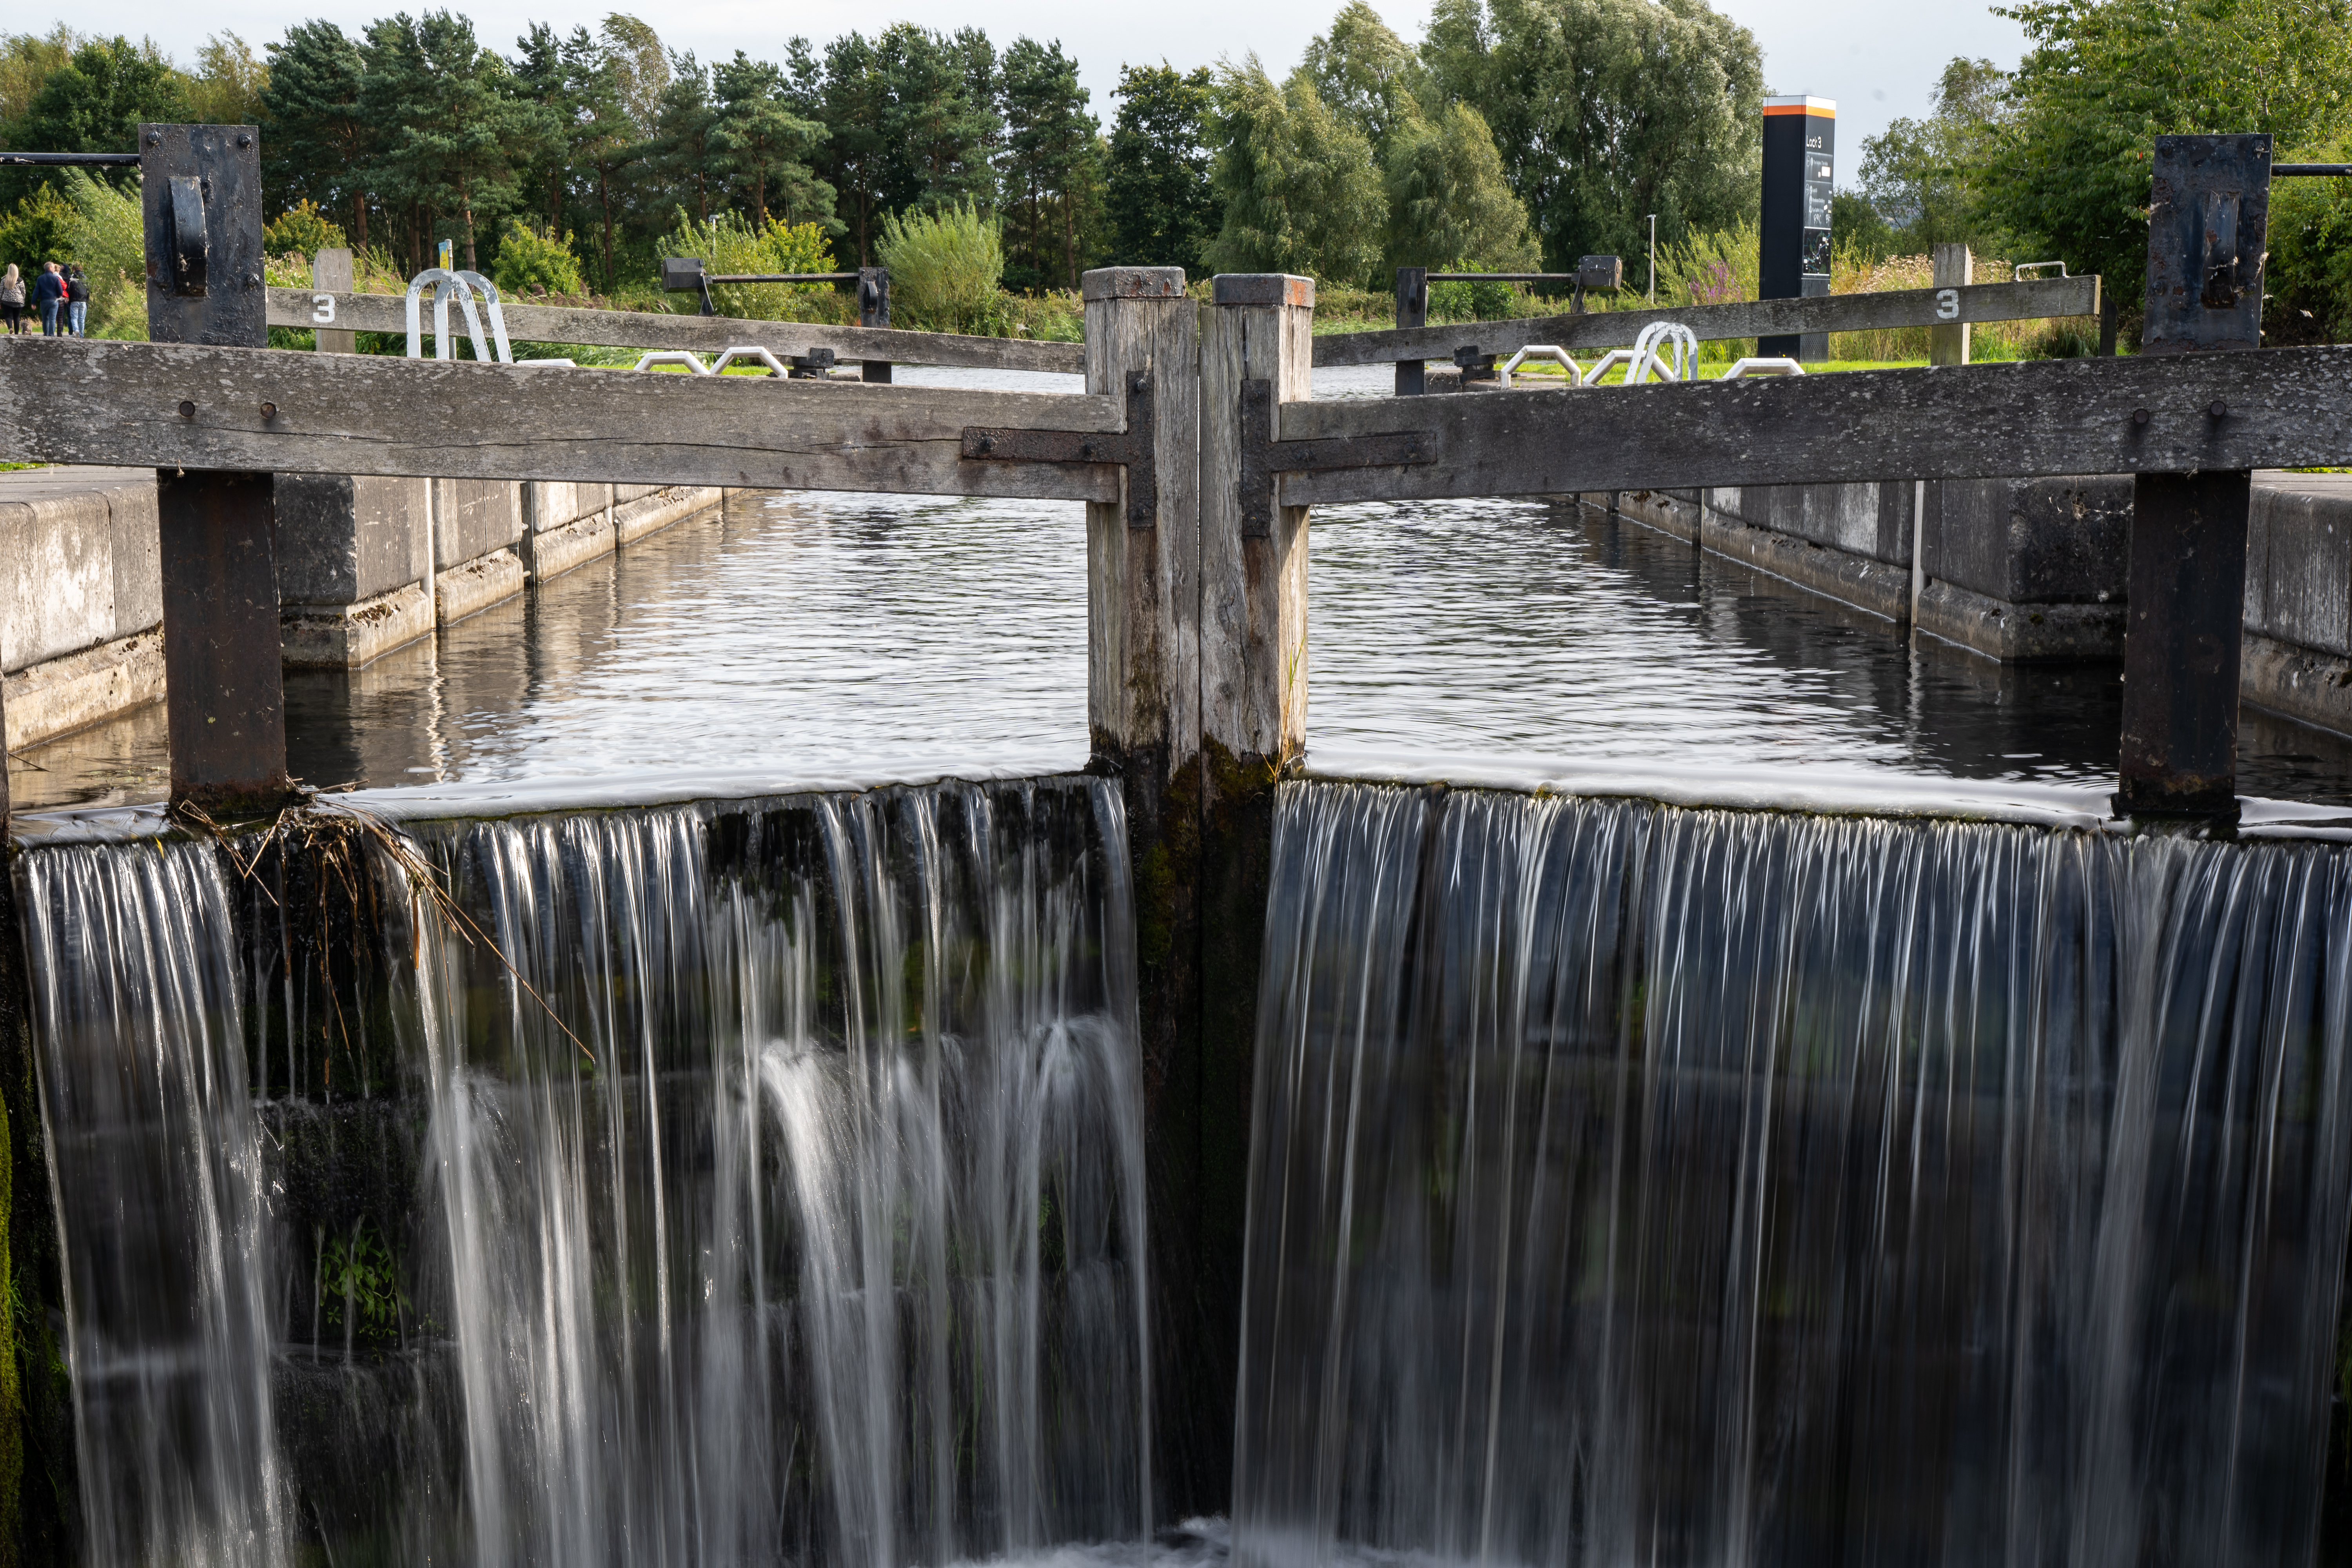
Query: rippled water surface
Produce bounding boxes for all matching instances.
[13,365,2352,811]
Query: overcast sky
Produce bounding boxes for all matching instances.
[70,0,2027,186]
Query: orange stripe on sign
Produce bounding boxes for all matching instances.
[1762,103,1834,118]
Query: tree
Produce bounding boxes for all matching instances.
[802,33,892,261]
[875,25,1002,215]
[188,31,269,125]
[6,36,189,203]
[1421,0,1764,269]
[599,14,670,140]
[0,27,83,133]
[1383,98,1539,272]
[261,22,376,250]
[361,11,550,272]
[1105,63,1217,272]
[711,51,832,231]
[1857,56,2007,251]
[1206,60,1388,286]
[560,26,641,286]
[646,53,719,223]
[1300,2,1423,156]
[1002,38,1101,289]
[1981,0,2352,292]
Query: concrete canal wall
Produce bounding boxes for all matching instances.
[0,466,721,748]
[1603,472,2352,738]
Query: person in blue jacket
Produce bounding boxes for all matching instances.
[31,262,64,336]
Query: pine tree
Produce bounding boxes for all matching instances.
[1001,38,1100,290]
[361,11,551,273]
[261,22,375,250]
[647,53,718,224]
[711,51,832,231]
[1104,63,1216,273]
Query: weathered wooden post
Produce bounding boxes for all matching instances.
[2117,133,2271,818]
[1393,266,1427,395]
[1076,265,1211,1513]
[1171,272,1315,1510]
[859,266,891,383]
[1931,243,1972,365]
[143,123,296,815]
[310,247,355,353]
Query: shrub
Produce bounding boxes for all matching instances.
[0,185,75,276]
[877,201,1004,334]
[2267,165,2352,346]
[58,171,146,339]
[492,219,585,298]
[654,209,840,320]
[264,200,348,260]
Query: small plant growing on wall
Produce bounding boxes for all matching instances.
[320,1218,408,1347]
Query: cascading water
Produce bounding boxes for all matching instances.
[17,777,1152,1568]
[19,842,291,1568]
[1236,782,2352,1568]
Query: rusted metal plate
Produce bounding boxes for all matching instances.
[963,371,1158,526]
[1239,378,1430,537]
[141,123,264,347]
[2143,134,2271,355]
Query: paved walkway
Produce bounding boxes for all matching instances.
[0,465,154,505]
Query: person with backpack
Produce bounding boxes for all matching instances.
[32,261,64,336]
[0,265,22,334]
[65,266,89,336]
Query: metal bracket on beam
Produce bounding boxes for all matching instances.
[1239,377,1430,537]
[962,370,1158,527]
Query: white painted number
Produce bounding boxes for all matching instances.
[1935,288,1959,321]
[312,294,336,324]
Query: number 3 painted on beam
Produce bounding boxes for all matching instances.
[312,294,336,324]
[1935,289,1959,321]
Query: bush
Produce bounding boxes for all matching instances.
[0,185,75,276]
[877,201,1004,334]
[2267,166,2352,346]
[492,219,585,298]
[264,200,348,260]
[58,171,145,339]
[654,209,840,320]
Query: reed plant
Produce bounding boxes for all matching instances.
[877,201,1005,335]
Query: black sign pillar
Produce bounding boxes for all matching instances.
[1759,96,1834,361]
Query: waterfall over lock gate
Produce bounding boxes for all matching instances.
[1236,782,2352,1568]
[18,777,1152,1568]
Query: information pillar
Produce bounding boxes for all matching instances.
[1760,96,1834,361]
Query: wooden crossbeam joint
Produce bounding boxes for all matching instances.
[963,370,1158,526]
[1240,378,1430,537]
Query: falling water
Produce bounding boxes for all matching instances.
[1237,782,2352,1568]
[18,841,291,1568]
[17,777,1152,1568]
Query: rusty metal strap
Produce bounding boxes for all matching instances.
[1240,378,1430,537]
[962,370,1157,527]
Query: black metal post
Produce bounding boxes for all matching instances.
[860,266,891,383]
[142,122,294,816]
[1394,266,1426,396]
[2115,132,2272,819]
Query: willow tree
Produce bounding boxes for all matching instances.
[1421,0,1764,268]
[1205,60,1387,286]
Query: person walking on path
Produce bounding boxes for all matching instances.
[65,266,88,336]
[0,265,22,335]
[32,262,64,336]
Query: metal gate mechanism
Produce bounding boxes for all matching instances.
[962,371,1160,528]
[1239,379,1429,537]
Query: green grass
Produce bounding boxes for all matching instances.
[0,462,43,472]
